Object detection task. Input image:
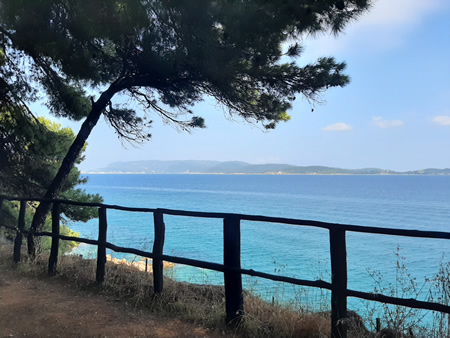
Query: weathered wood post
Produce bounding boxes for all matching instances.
[13,200,26,263]
[0,198,3,231]
[330,228,348,338]
[223,216,244,324]
[152,210,165,294]
[48,202,60,275]
[96,207,108,284]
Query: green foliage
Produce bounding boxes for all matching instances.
[60,189,102,222]
[0,201,21,241]
[1,0,372,234]
[0,0,372,137]
[0,200,80,254]
[0,108,100,250]
[40,223,80,254]
[0,110,102,220]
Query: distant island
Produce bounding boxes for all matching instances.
[83,160,450,175]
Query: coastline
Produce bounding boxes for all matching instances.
[81,160,450,176]
[81,171,450,176]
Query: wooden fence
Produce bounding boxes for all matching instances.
[1,196,449,338]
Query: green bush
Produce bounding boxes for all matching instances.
[0,200,80,254]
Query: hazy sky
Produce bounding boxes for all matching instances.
[39,0,450,172]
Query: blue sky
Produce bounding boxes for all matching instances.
[40,0,450,172]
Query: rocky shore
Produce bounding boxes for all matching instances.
[106,254,174,273]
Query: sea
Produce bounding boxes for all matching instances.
[68,174,450,320]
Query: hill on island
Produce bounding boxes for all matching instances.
[85,160,450,175]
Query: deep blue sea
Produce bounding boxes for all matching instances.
[69,174,450,314]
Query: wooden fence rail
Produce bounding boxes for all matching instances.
[1,196,449,338]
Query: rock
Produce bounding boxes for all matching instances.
[106,255,174,273]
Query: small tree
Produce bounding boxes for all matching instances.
[0,0,372,252]
[0,109,102,250]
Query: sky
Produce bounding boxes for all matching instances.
[38,0,450,172]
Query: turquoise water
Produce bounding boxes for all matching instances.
[69,174,450,313]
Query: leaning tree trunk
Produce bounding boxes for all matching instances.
[28,83,122,255]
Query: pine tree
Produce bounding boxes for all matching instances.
[0,110,103,221]
[0,0,372,253]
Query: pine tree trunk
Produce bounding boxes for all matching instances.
[29,83,121,255]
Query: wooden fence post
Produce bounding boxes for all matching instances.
[96,207,108,284]
[153,210,165,294]
[13,200,26,263]
[223,216,244,324]
[0,198,3,231]
[330,228,348,338]
[48,202,60,275]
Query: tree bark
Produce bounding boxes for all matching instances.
[28,82,122,255]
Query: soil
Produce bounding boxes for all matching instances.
[0,266,227,337]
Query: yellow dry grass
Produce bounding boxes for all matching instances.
[0,242,368,337]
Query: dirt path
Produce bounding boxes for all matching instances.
[0,266,226,337]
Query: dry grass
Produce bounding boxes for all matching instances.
[238,296,331,337]
[3,240,446,337]
[0,242,365,337]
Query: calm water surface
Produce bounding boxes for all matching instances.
[69,174,450,310]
